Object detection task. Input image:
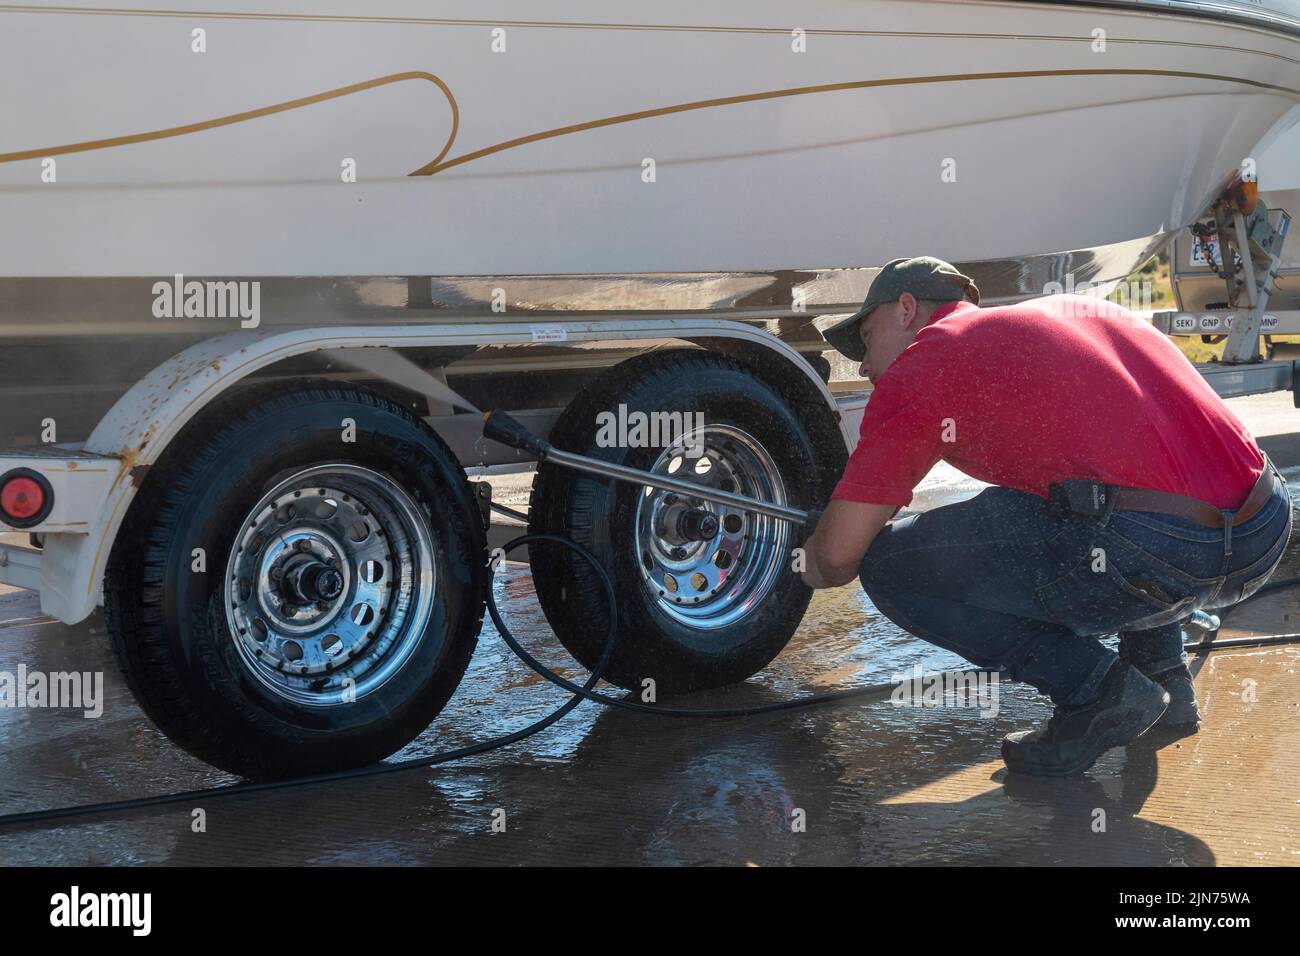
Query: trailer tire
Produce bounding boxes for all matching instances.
[105,381,485,779]
[529,350,832,695]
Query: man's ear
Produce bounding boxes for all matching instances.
[898,292,920,327]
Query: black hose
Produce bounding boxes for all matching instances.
[0,532,933,829]
[1183,633,1300,651]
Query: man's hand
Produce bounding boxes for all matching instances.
[800,500,896,589]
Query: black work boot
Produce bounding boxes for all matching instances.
[1147,664,1201,727]
[1002,664,1169,776]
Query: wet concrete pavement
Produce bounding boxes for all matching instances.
[2,395,1299,865]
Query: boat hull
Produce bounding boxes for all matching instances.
[1,0,1298,278]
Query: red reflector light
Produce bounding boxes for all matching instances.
[1,476,46,521]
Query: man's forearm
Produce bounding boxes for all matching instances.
[799,499,897,589]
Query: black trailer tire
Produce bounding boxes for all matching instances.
[105,380,485,779]
[529,351,835,695]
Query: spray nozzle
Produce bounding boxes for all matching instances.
[482,410,551,458]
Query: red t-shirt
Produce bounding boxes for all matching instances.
[832,295,1264,509]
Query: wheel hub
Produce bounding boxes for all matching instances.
[280,553,345,605]
[259,529,352,631]
[655,500,721,544]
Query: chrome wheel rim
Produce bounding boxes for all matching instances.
[633,424,790,630]
[223,464,436,707]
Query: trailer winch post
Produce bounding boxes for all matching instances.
[1219,197,1291,364]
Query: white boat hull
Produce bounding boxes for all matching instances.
[1,0,1299,278]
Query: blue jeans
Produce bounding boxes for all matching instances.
[858,470,1292,705]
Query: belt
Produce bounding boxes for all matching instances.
[1112,458,1279,529]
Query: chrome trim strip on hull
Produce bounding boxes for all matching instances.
[1032,1,1300,39]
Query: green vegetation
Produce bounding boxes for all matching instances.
[1131,252,1174,308]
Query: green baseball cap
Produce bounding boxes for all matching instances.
[820,256,978,362]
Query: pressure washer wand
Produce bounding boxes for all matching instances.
[481,409,811,526]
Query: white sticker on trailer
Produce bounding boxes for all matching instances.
[1191,235,1220,268]
[530,325,568,343]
